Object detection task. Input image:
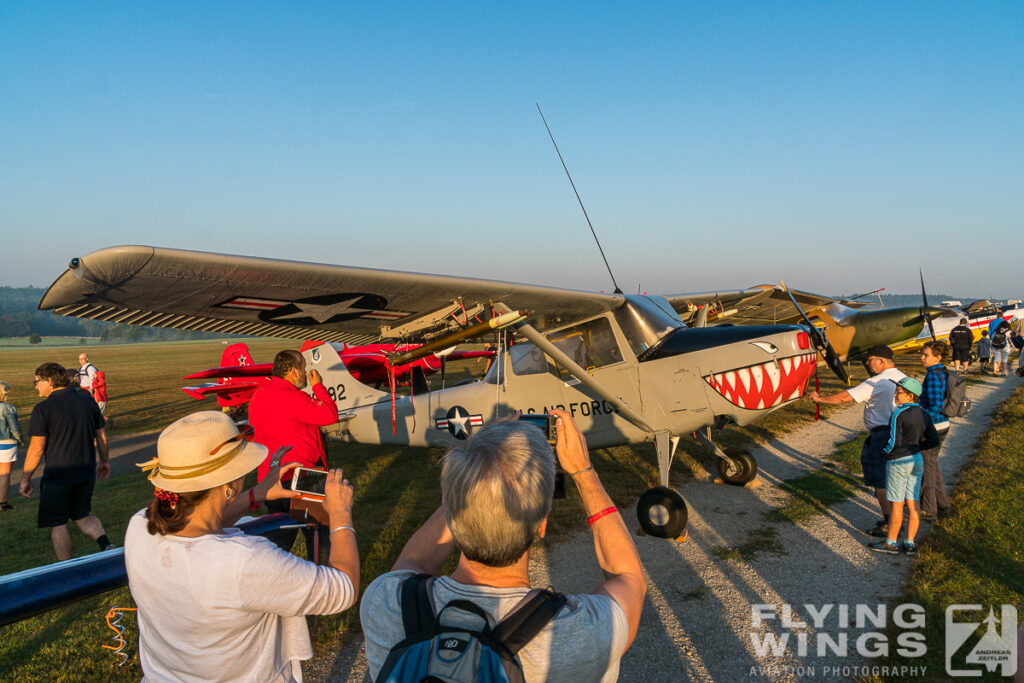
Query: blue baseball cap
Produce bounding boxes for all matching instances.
[892,377,923,397]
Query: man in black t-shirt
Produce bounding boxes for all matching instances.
[19,362,113,561]
[948,318,973,373]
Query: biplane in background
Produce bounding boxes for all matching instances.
[181,340,494,411]
[668,281,951,365]
[41,245,834,538]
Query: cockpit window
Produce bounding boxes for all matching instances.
[509,342,554,376]
[547,317,623,376]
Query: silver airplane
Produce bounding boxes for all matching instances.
[41,246,821,538]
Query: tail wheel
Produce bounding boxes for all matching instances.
[637,486,688,538]
[717,447,758,486]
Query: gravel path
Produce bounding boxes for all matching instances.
[313,370,1021,682]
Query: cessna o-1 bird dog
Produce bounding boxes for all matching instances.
[40,245,835,538]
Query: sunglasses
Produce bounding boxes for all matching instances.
[209,424,255,456]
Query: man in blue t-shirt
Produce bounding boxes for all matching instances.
[20,362,113,560]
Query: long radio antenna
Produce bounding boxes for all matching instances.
[536,103,622,295]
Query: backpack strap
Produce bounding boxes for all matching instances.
[399,573,436,636]
[491,588,567,655]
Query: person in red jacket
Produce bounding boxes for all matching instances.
[249,349,339,560]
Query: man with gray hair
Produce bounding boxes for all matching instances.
[361,409,646,682]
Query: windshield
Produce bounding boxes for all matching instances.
[612,295,684,356]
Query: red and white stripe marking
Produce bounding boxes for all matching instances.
[218,297,287,311]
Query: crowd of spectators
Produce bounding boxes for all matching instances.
[4,331,1021,680]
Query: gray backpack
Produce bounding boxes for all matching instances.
[941,369,971,418]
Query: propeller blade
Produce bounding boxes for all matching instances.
[694,305,709,328]
[920,269,936,341]
[780,281,850,384]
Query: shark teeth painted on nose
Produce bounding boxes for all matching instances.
[704,353,817,411]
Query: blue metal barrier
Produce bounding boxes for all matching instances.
[0,514,300,626]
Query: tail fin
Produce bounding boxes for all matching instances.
[302,342,390,409]
[221,342,255,368]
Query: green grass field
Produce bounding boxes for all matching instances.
[0,341,939,679]
[0,338,293,437]
[0,337,100,349]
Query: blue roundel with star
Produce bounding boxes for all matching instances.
[434,406,484,440]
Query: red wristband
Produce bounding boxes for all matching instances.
[248,488,259,511]
[587,506,618,526]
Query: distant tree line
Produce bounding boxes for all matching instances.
[0,286,238,342]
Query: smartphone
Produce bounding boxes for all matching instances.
[518,414,564,498]
[290,467,328,500]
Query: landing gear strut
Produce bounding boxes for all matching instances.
[636,431,688,539]
[696,427,759,486]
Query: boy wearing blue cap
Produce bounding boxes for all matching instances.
[868,377,940,555]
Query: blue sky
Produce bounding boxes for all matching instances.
[2,2,1021,298]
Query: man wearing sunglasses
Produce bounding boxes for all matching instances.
[20,362,113,560]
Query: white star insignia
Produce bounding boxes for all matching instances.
[447,409,471,438]
[274,296,367,323]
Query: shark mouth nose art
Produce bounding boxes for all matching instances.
[704,353,817,410]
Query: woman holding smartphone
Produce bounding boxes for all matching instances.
[125,411,359,682]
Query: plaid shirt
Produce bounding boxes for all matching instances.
[920,364,948,426]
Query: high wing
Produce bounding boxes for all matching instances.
[39,246,622,343]
[666,285,864,326]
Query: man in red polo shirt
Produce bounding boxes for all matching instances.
[249,349,338,560]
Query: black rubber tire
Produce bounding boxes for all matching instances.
[636,486,688,538]
[717,447,758,486]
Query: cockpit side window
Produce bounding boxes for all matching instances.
[509,342,554,376]
[546,317,623,375]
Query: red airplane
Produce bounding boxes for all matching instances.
[182,341,494,410]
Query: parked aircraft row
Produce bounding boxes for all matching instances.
[35,245,979,538]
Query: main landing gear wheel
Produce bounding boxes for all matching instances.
[637,486,688,538]
[717,447,758,486]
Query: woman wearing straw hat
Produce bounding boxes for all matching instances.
[0,380,24,510]
[125,411,359,682]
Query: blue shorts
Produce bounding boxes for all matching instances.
[886,454,923,503]
[861,430,888,489]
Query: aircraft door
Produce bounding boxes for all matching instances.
[546,317,639,443]
[506,341,569,416]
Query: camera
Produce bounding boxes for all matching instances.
[518,414,565,499]
[517,413,556,445]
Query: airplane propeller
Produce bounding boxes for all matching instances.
[920,269,937,341]
[780,281,850,384]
